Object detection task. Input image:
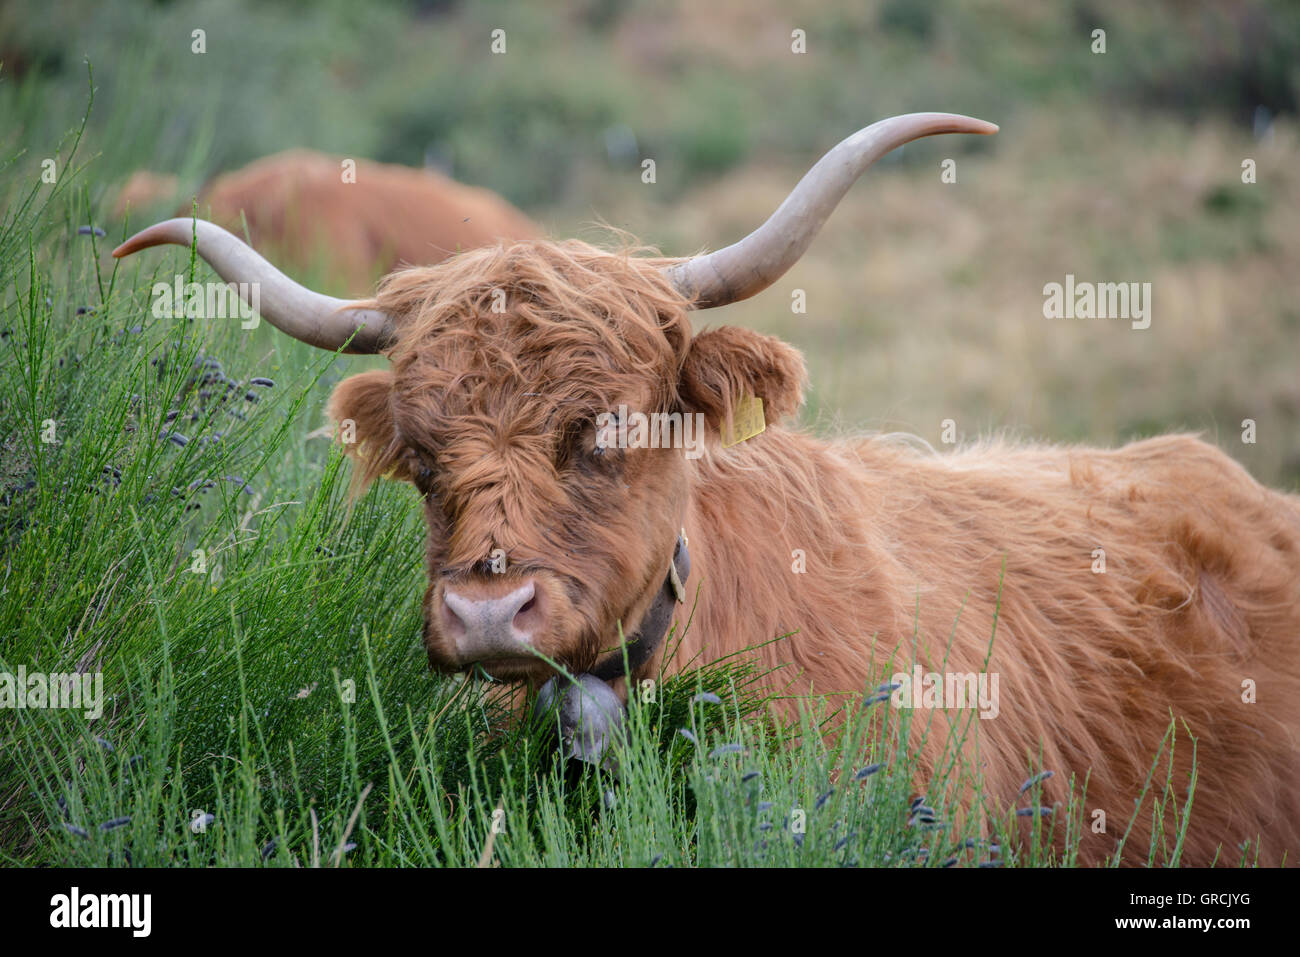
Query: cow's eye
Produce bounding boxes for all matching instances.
[408,448,438,495]
[590,417,623,463]
[569,417,621,472]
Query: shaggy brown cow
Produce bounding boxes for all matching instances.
[112,150,539,292]
[113,113,1300,867]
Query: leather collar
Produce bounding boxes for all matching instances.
[589,534,690,681]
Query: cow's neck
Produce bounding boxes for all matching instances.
[677,429,891,694]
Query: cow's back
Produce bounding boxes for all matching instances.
[195,150,539,292]
[865,433,1300,865]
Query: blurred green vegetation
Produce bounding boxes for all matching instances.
[4,0,1297,208]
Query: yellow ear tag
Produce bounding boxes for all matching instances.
[721,395,766,448]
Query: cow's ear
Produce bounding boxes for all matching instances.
[677,326,807,432]
[327,369,418,487]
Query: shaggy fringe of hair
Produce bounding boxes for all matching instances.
[342,237,693,492]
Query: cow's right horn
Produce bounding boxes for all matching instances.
[112,218,394,354]
[664,112,998,309]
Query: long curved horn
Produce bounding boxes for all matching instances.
[665,112,998,309]
[112,218,394,354]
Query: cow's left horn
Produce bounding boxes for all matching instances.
[664,113,998,309]
[112,218,394,354]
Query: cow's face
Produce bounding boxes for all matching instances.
[328,240,806,682]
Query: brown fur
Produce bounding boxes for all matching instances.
[328,237,1300,867]
[112,151,539,292]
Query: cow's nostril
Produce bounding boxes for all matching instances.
[440,594,469,644]
[513,589,545,632]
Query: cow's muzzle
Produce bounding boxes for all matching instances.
[438,577,546,664]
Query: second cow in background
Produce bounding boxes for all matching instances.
[112,149,539,292]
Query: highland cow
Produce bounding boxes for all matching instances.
[113,113,1300,866]
[113,149,539,292]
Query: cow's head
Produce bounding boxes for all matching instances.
[114,113,996,682]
